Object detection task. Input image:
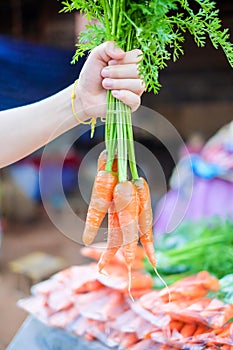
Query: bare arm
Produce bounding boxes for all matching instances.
[0,42,143,168]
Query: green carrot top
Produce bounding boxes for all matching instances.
[61,0,233,94]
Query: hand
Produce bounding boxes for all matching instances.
[75,41,144,121]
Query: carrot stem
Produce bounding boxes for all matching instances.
[116,0,124,40]
[102,0,111,38]
[111,0,118,39]
[106,92,117,172]
[116,99,127,182]
[125,104,139,180]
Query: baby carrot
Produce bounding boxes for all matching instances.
[169,320,184,332]
[113,180,139,300]
[97,149,118,172]
[98,202,123,273]
[193,324,210,335]
[134,177,156,267]
[134,177,170,301]
[180,323,197,337]
[82,170,118,245]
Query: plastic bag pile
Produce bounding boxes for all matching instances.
[18,246,233,349]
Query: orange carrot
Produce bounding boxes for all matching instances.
[114,181,139,263]
[80,246,103,261]
[97,149,118,172]
[113,181,139,299]
[134,177,156,267]
[82,170,118,245]
[73,280,103,293]
[134,177,170,300]
[212,322,233,338]
[129,271,153,290]
[96,150,121,272]
[220,346,231,350]
[98,202,123,273]
[81,244,144,270]
[193,324,210,336]
[127,288,153,299]
[180,323,197,337]
[169,320,184,332]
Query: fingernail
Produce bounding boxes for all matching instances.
[104,78,113,88]
[111,90,119,98]
[102,67,110,77]
[113,46,124,54]
[108,59,118,66]
[135,49,143,56]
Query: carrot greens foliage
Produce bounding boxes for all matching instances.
[61,0,233,182]
[61,1,233,291]
[61,0,233,94]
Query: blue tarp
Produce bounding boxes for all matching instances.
[0,35,88,201]
[0,35,86,110]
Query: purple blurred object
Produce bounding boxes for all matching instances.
[155,176,233,234]
[154,121,233,234]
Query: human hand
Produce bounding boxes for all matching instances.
[75,41,144,121]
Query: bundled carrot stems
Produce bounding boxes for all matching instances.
[61,0,233,298]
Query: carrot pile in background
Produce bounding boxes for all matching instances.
[19,248,233,349]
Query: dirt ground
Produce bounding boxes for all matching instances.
[0,207,90,348]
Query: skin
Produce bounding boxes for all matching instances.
[0,41,144,168]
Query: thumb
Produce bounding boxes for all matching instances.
[90,41,125,63]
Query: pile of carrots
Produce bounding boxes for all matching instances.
[82,150,157,296]
[19,248,233,349]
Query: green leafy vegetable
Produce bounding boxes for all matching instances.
[61,0,233,94]
[146,219,233,284]
[61,1,233,182]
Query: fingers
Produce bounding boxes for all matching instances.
[111,90,141,112]
[102,78,145,96]
[101,63,139,79]
[90,41,142,66]
[100,45,144,113]
[90,41,125,63]
[108,49,142,65]
[89,42,144,114]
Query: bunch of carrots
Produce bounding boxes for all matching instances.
[61,0,233,297]
[82,148,158,297]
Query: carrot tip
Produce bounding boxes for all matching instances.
[127,265,134,303]
[98,265,109,276]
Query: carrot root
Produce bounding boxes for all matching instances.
[82,170,117,245]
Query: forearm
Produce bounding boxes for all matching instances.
[0,85,78,168]
[0,43,143,169]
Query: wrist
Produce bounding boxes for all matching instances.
[73,81,90,123]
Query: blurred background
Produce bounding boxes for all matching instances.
[0,0,232,348]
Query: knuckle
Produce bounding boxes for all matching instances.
[119,90,126,100]
[132,97,141,112]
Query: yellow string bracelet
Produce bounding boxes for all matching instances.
[71,79,96,138]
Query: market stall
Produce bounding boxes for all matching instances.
[8,246,233,349]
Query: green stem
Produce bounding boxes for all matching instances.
[116,0,125,40]
[105,90,111,153]
[107,101,117,171]
[116,99,127,182]
[111,0,118,37]
[166,236,226,257]
[102,0,111,38]
[125,104,139,180]
[126,27,132,51]
[105,91,117,172]
[121,101,128,180]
